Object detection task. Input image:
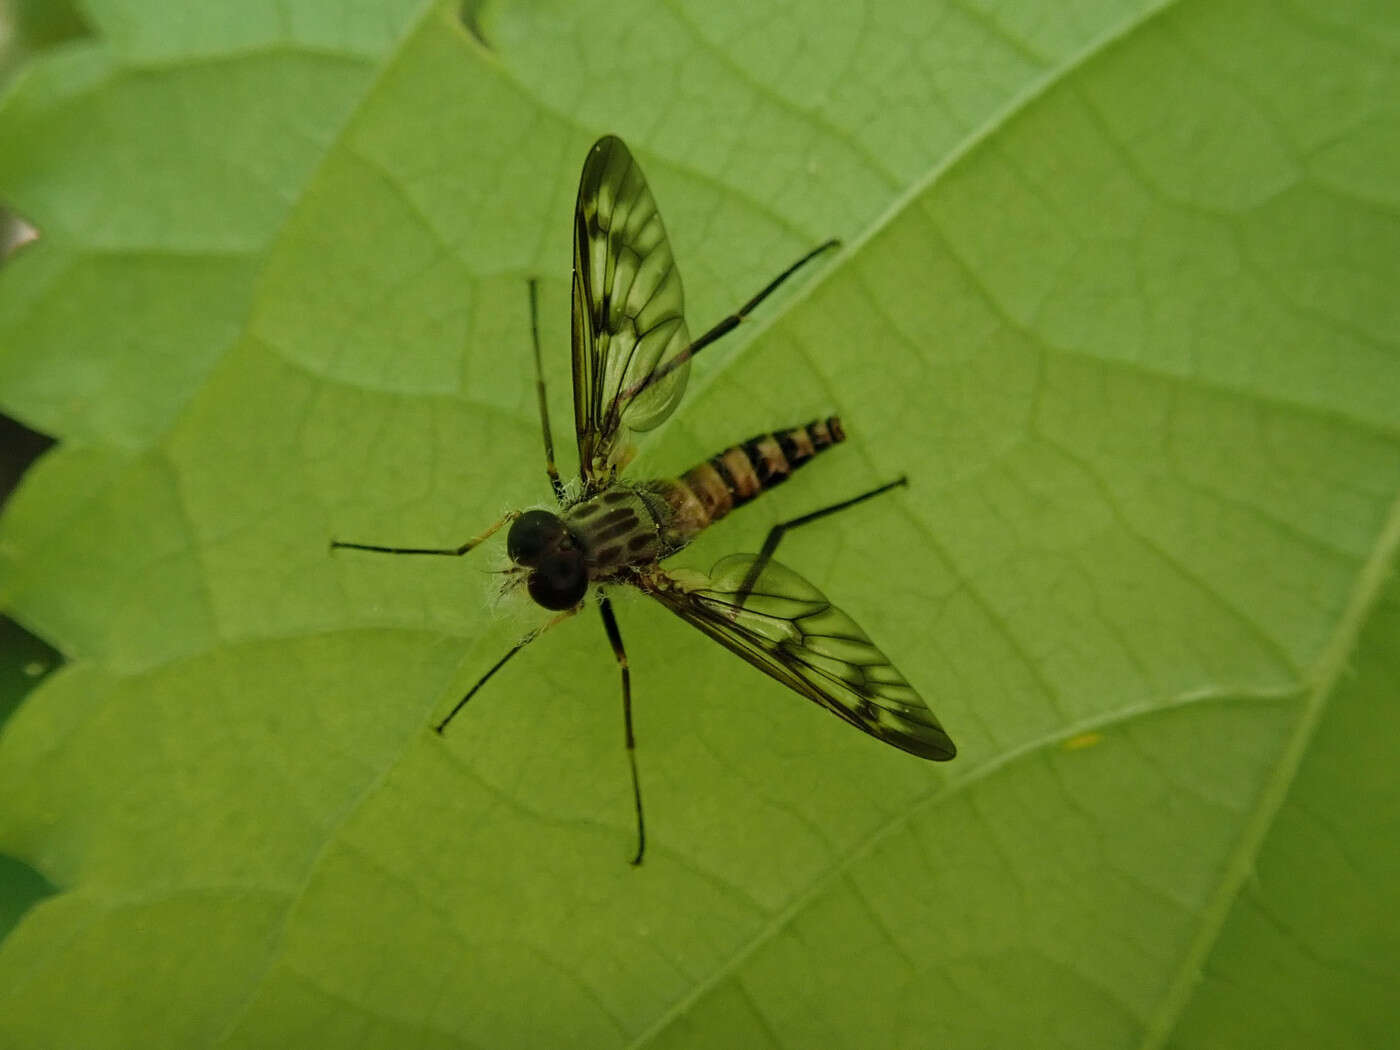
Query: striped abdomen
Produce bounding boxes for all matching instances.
[647,417,846,553]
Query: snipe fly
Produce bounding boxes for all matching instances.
[333,136,956,863]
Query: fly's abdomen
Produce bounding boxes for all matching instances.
[648,417,846,552]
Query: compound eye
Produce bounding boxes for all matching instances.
[507,509,565,567]
[528,551,588,611]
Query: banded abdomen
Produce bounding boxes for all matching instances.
[647,417,846,554]
[564,417,847,577]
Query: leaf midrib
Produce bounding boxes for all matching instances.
[1138,485,1400,1047]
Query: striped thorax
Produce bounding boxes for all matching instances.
[541,417,849,590]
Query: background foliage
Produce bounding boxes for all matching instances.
[0,0,1396,1046]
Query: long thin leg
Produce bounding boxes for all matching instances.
[736,476,909,605]
[434,609,576,733]
[529,279,566,501]
[622,238,840,402]
[599,596,645,866]
[330,511,517,557]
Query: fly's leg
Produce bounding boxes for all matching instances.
[329,281,560,555]
[528,279,566,501]
[622,239,841,402]
[600,595,646,866]
[434,608,576,733]
[735,476,909,606]
[330,512,517,556]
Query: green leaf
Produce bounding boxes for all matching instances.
[1,0,1397,1046]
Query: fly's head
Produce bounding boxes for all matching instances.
[506,509,588,611]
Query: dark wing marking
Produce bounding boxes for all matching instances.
[644,556,956,761]
[572,135,691,490]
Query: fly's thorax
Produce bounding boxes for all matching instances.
[563,486,665,575]
[641,479,710,555]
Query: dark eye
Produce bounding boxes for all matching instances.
[528,551,588,610]
[507,509,565,567]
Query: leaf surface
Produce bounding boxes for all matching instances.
[0,0,1396,1046]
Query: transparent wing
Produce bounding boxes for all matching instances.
[644,556,956,761]
[572,135,691,488]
